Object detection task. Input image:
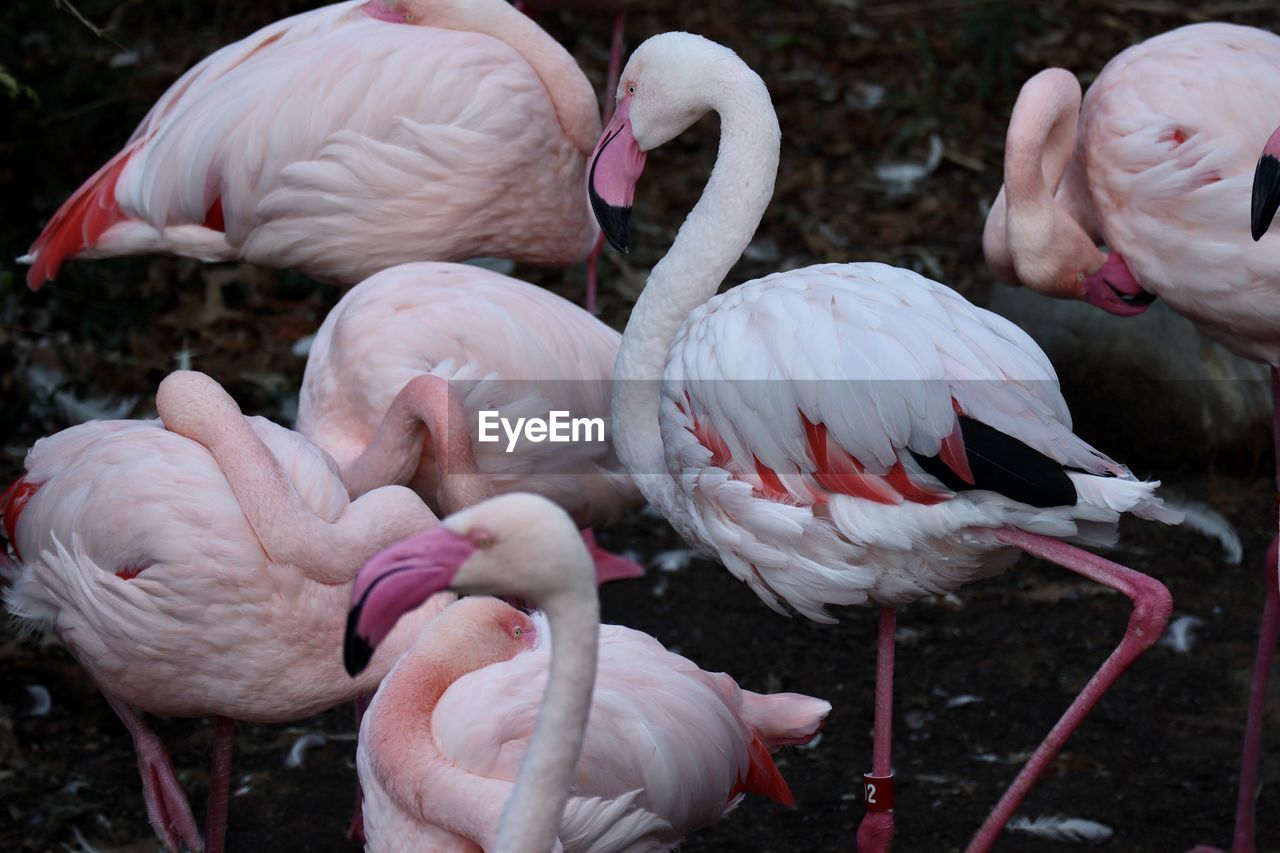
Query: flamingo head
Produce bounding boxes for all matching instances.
[344,493,590,676]
[1079,252,1154,316]
[1003,201,1155,317]
[1251,125,1280,241]
[588,33,750,252]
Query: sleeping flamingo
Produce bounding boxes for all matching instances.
[0,371,453,851]
[21,0,600,290]
[587,32,1177,851]
[344,493,831,851]
[983,24,1280,851]
[0,372,624,851]
[296,261,643,581]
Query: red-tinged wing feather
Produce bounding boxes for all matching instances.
[0,477,40,561]
[26,142,141,289]
[728,732,795,807]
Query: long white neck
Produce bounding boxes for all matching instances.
[612,67,780,520]
[494,585,599,853]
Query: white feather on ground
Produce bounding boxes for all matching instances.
[1007,815,1114,844]
[284,733,327,769]
[1159,614,1204,654]
[1161,499,1242,564]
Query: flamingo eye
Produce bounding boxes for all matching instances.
[626,83,636,96]
[513,626,523,638]
[1077,272,1085,282]
[472,531,494,549]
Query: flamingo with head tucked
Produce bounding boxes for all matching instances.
[0,372,629,851]
[0,371,454,851]
[587,31,1177,851]
[296,260,644,582]
[985,24,1280,851]
[21,0,600,291]
[344,493,830,851]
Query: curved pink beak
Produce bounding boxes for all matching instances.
[1080,253,1155,317]
[587,95,648,253]
[344,526,477,676]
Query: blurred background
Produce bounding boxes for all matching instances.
[1,1,1278,850]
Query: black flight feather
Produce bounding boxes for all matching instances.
[912,416,1077,508]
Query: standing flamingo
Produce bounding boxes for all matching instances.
[21,0,600,289]
[344,493,830,851]
[984,24,1280,851]
[587,32,1177,851]
[0,371,456,851]
[296,261,643,581]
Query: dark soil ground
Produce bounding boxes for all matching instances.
[2,1,1280,851]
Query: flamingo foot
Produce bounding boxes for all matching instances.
[104,692,202,852]
[581,528,644,583]
[966,529,1171,853]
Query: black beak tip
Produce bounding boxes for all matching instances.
[588,186,632,254]
[1251,154,1280,242]
[343,606,373,678]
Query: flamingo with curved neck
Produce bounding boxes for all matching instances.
[296,263,645,584]
[982,68,1153,316]
[1,370,456,852]
[588,32,1175,852]
[348,493,598,852]
[346,492,829,851]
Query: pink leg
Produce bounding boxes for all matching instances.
[103,692,202,853]
[1218,538,1280,853]
[585,232,604,314]
[602,9,626,124]
[203,716,235,853]
[1198,369,1280,853]
[966,528,1172,852]
[347,694,374,844]
[856,607,897,852]
[581,527,645,583]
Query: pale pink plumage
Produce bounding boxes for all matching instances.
[24,0,601,288]
[297,261,640,528]
[2,372,451,850]
[986,23,1280,364]
[985,25,1280,852]
[592,32,1177,851]
[358,606,828,852]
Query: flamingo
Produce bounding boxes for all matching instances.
[983,24,1280,851]
[21,0,600,291]
[586,32,1178,851]
[0,371,451,851]
[343,493,831,851]
[296,260,644,581]
[0,372,623,851]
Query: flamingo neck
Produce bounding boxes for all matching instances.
[391,0,601,154]
[342,375,491,513]
[613,65,780,519]
[1004,70,1081,210]
[494,586,599,852]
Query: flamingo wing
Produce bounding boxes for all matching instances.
[659,263,1169,616]
[431,620,824,850]
[27,2,596,286]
